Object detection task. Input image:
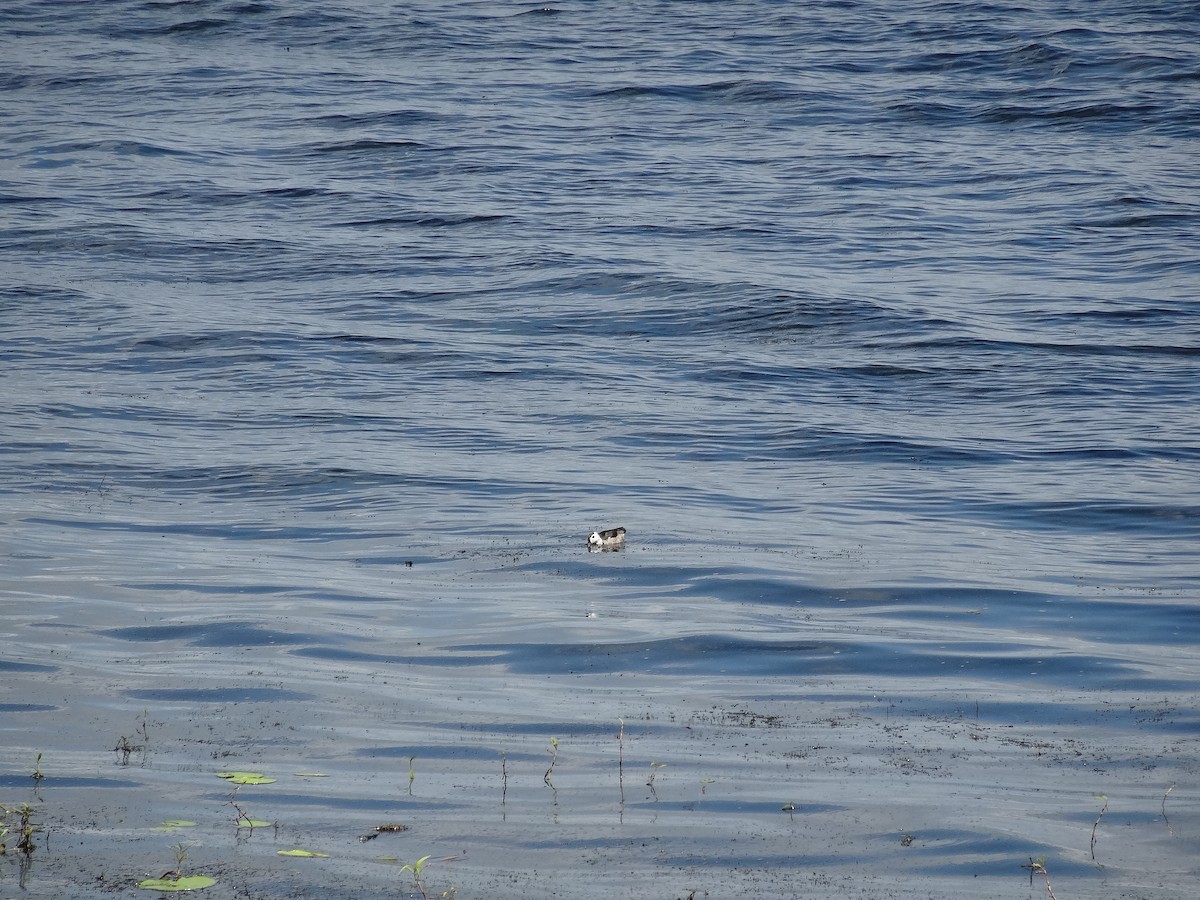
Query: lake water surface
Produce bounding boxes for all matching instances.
[2,1,1198,897]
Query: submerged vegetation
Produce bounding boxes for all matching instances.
[0,708,1184,898]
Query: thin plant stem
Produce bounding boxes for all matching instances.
[1024,857,1058,900]
[500,750,507,805]
[617,719,625,804]
[544,737,558,787]
[1091,795,1108,862]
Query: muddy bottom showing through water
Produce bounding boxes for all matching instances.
[3,538,1199,898]
[1,645,1196,900]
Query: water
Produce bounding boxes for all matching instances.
[2,2,1198,897]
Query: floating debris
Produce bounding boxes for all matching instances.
[360,823,409,841]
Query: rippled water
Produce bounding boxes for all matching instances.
[2,1,1198,897]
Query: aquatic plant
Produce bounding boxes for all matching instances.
[396,854,463,898]
[1091,794,1108,863]
[0,803,39,855]
[137,842,217,892]
[408,755,417,796]
[114,735,136,766]
[31,753,44,783]
[1023,856,1059,900]
[151,820,197,833]
[16,803,37,855]
[646,761,666,800]
[215,770,276,785]
[399,854,433,900]
[616,720,625,802]
[136,872,217,891]
[115,710,152,766]
[499,750,508,805]
[136,709,151,763]
[229,796,270,830]
[1162,783,1175,835]
[544,737,559,787]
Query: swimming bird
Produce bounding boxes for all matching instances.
[587,526,626,550]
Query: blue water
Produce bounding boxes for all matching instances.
[2,2,1199,897]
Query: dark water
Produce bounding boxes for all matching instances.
[2,1,1198,897]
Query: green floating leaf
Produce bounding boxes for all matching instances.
[277,849,330,858]
[152,819,198,832]
[215,771,276,785]
[235,818,271,829]
[137,874,217,891]
[294,771,328,777]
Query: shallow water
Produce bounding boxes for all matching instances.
[2,0,1199,896]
